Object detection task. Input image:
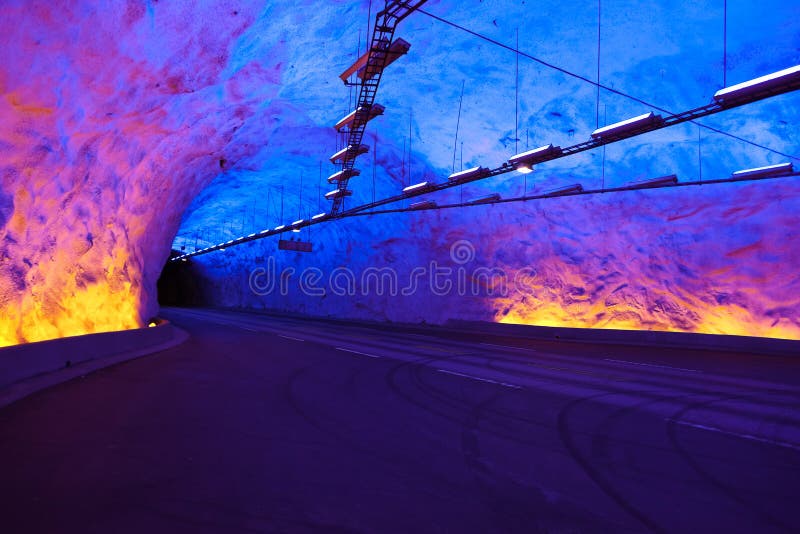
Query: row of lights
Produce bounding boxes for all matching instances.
[400,64,800,205]
[174,161,795,263]
[174,65,800,262]
[173,161,794,262]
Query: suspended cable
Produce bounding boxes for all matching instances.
[409,107,413,183]
[596,0,601,129]
[452,79,465,173]
[345,173,800,218]
[723,0,728,87]
[417,8,800,161]
[698,126,703,181]
[174,168,799,261]
[515,27,519,153]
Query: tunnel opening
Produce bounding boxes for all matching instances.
[157,253,208,308]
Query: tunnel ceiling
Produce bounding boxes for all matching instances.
[1,0,799,346]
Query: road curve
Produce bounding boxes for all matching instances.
[0,307,798,533]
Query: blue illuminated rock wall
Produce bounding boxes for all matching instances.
[1,0,798,344]
[177,0,800,338]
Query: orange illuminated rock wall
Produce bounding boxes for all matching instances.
[2,0,799,346]
[482,185,800,340]
[0,1,279,346]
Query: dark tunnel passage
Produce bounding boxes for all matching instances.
[157,256,208,308]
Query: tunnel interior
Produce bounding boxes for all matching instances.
[1,0,800,345]
[2,2,800,532]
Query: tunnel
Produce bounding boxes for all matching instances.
[1,1,799,532]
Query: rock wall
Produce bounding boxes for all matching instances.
[2,0,799,345]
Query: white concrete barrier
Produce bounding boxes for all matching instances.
[445,320,800,357]
[0,320,186,406]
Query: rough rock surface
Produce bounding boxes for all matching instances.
[1,0,799,345]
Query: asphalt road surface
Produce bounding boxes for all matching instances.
[1,307,798,533]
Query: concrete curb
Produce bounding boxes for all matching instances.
[0,320,188,409]
[444,320,800,357]
[170,306,798,357]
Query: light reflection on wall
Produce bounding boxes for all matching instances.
[2,0,799,345]
[0,0,278,346]
[487,182,800,340]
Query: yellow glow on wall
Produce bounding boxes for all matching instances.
[494,270,800,341]
[0,252,144,348]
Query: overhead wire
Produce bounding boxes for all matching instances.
[345,173,800,218]
[417,8,800,161]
